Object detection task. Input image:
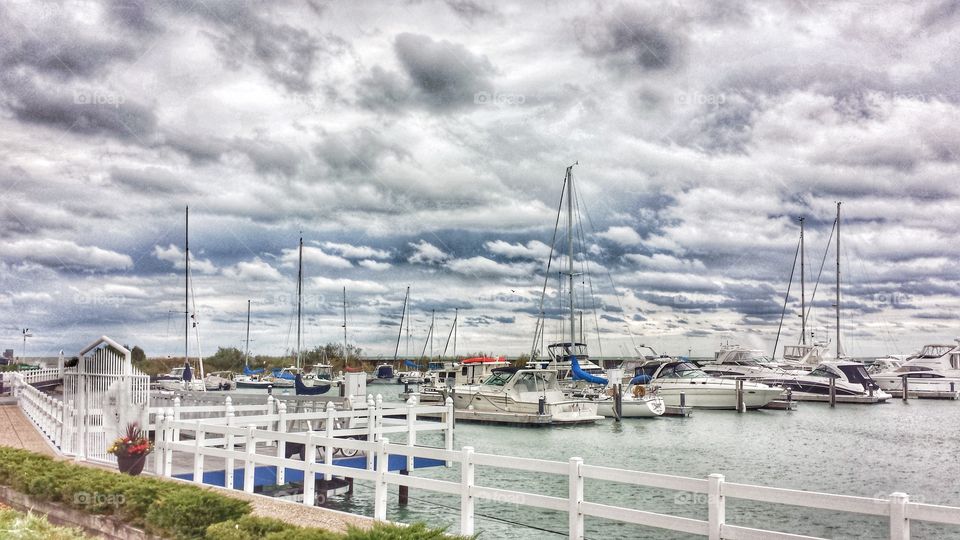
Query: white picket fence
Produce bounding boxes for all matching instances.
[153,396,960,540]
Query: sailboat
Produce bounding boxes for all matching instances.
[156,206,208,392]
[290,237,332,395]
[234,300,275,389]
[759,203,890,403]
[451,164,602,424]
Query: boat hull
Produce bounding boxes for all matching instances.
[654,385,782,410]
[596,396,665,418]
[452,392,601,424]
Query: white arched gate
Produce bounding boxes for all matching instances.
[62,336,150,463]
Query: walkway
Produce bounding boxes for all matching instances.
[0,405,57,457]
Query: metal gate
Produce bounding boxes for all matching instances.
[62,336,150,462]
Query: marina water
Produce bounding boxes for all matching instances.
[294,384,960,539]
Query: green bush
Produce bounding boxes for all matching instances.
[146,487,250,539]
[262,528,342,540]
[205,515,296,540]
[345,523,463,540]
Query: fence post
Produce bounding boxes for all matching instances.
[303,428,317,506]
[444,397,454,466]
[460,446,475,536]
[193,421,204,484]
[374,437,389,521]
[375,394,384,442]
[324,401,335,465]
[163,408,174,477]
[154,413,166,476]
[276,402,287,485]
[244,425,256,493]
[366,395,376,470]
[568,457,584,540]
[225,399,235,490]
[172,397,181,442]
[889,492,910,540]
[708,473,726,540]
[406,397,416,471]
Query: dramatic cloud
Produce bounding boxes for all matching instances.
[0,239,132,271]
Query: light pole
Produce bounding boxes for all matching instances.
[21,329,33,360]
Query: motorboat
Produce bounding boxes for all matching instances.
[871,342,960,398]
[451,367,602,424]
[396,370,423,384]
[758,361,890,403]
[867,356,905,375]
[154,363,206,392]
[407,357,509,403]
[780,340,831,372]
[623,356,783,410]
[368,363,395,384]
[567,359,664,418]
[204,371,235,391]
[700,343,792,379]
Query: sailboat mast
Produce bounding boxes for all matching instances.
[185,206,189,365]
[342,287,348,365]
[835,202,841,358]
[394,286,408,361]
[800,217,806,345]
[453,308,457,358]
[430,309,435,359]
[566,164,575,345]
[244,299,251,367]
[296,236,303,370]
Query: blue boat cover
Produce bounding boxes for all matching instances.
[570,355,607,385]
[403,359,418,369]
[182,362,192,382]
[243,365,264,376]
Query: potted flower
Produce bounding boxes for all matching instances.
[107,422,153,476]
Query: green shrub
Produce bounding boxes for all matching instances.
[263,528,342,540]
[146,487,251,539]
[205,515,296,540]
[345,523,463,540]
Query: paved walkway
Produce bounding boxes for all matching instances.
[0,405,373,533]
[0,406,57,457]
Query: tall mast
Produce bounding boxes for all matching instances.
[296,235,303,369]
[566,164,576,345]
[394,286,409,361]
[453,308,457,358]
[799,217,806,345]
[430,309,435,359]
[342,287,348,365]
[835,202,841,358]
[244,299,251,367]
[184,206,189,365]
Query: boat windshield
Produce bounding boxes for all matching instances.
[809,366,837,379]
[918,345,954,358]
[838,364,872,385]
[661,362,707,379]
[483,371,515,386]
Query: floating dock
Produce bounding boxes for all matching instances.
[888,389,960,400]
[762,399,798,411]
[790,394,889,404]
[452,409,601,425]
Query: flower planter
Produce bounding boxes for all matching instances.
[116,454,147,476]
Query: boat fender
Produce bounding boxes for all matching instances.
[632,385,645,398]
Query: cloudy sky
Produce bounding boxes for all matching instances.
[2,0,959,361]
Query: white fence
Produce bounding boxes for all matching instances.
[12,372,64,449]
[153,398,960,540]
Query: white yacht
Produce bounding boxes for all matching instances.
[623,356,783,410]
[451,367,602,424]
[408,357,510,403]
[758,361,890,403]
[527,342,605,380]
[700,344,791,379]
[872,342,960,398]
[154,363,205,392]
[594,383,665,418]
[780,340,831,372]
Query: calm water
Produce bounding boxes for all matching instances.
[309,384,960,539]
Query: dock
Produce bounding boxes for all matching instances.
[790,394,889,404]
[888,389,960,400]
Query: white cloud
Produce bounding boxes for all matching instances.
[0,239,132,270]
[624,253,706,272]
[153,244,218,274]
[223,257,283,281]
[358,259,392,271]
[281,246,352,269]
[484,240,552,260]
[309,276,389,294]
[596,226,643,246]
[446,256,533,278]
[321,241,391,259]
[407,240,448,264]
